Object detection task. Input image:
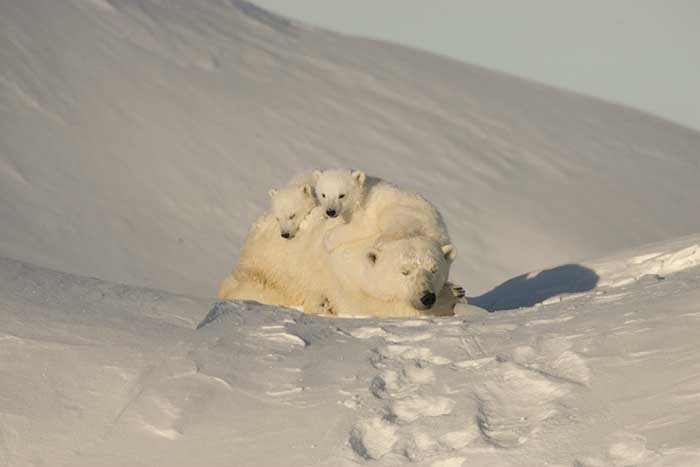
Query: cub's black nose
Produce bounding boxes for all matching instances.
[281,232,291,239]
[326,209,337,218]
[420,291,436,307]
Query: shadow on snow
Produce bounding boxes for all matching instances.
[467,264,599,312]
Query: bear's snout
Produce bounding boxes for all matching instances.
[326,209,337,218]
[281,232,292,239]
[420,291,436,308]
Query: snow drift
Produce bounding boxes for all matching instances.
[2,234,700,466]
[2,0,700,298]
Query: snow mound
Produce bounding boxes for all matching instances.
[587,234,700,288]
[471,233,700,311]
[2,238,700,465]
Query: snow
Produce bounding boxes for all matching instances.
[2,0,700,298]
[2,234,700,465]
[2,1,700,466]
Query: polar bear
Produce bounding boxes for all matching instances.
[312,169,367,220]
[322,236,460,317]
[219,170,461,318]
[219,227,461,317]
[316,170,450,253]
[268,172,318,239]
[218,205,343,312]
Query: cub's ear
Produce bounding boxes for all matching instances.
[442,244,457,262]
[268,188,278,198]
[366,248,379,265]
[312,169,323,181]
[352,170,366,186]
[300,184,313,197]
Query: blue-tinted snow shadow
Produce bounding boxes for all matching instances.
[467,264,599,312]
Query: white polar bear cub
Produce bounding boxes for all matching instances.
[268,172,317,239]
[315,169,451,251]
[312,169,366,220]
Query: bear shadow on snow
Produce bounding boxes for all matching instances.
[467,264,599,312]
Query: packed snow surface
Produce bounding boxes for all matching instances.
[2,0,700,297]
[2,235,700,466]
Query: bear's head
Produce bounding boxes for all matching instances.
[312,169,366,220]
[360,237,457,311]
[268,184,317,239]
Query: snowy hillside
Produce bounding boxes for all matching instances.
[2,0,700,298]
[2,2,700,465]
[2,235,699,466]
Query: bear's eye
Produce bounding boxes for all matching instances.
[401,269,410,276]
[430,266,438,274]
[322,193,326,198]
[339,194,345,199]
[289,214,296,220]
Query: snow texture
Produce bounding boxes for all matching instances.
[2,1,700,466]
[2,0,700,298]
[2,232,700,465]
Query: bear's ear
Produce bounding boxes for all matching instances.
[366,248,379,266]
[352,170,366,186]
[300,184,313,197]
[442,244,457,262]
[268,188,278,198]
[312,169,322,181]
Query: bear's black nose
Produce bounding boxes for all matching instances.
[326,209,337,218]
[420,291,436,307]
[281,232,291,239]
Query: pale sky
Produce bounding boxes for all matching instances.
[253,0,700,131]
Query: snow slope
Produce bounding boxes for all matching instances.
[2,235,700,466]
[2,0,700,297]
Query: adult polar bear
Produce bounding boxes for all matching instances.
[314,169,458,315]
[218,170,461,317]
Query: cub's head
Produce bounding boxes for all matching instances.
[268,184,317,239]
[312,169,366,219]
[360,237,457,310]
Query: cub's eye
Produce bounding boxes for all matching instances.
[289,214,296,220]
[430,266,438,274]
[401,269,410,276]
[322,193,326,198]
[339,194,345,199]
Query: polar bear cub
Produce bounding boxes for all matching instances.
[312,169,366,220]
[315,169,450,251]
[268,172,318,240]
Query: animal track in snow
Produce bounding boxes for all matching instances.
[390,395,456,424]
[511,336,591,386]
[349,416,399,460]
[373,345,452,367]
[439,426,481,450]
[573,432,696,467]
[475,362,567,448]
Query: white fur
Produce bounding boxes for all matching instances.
[218,206,342,311]
[323,177,451,252]
[219,170,460,318]
[268,172,317,239]
[312,169,365,221]
[325,236,459,317]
